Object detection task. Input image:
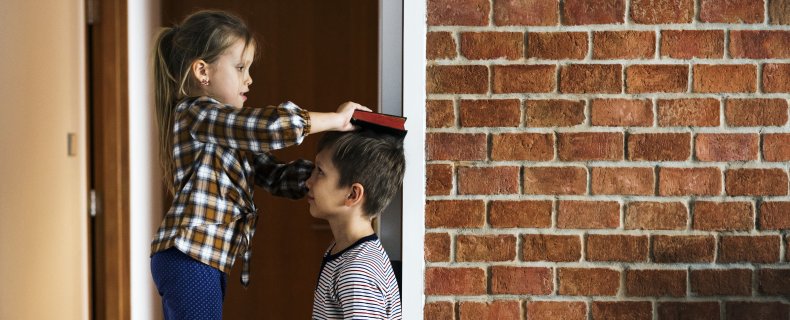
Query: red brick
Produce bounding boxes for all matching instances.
[726,168,789,196]
[763,63,790,93]
[730,31,790,58]
[525,100,585,127]
[557,201,620,229]
[460,99,520,127]
[700,0,764,23]
[460,32,524,60]
[527,301,586,320]
[425,301,455,320]
[560,64,622,93]
[626,64,688,93]
[592,301,652,320]
[524,167,587,195]
[628,133,691,161]
[558,268,620,296]
[427,65,488,94]
[426,163,453,196]
[426,200,485,228]
[425,232,451,262]
[459,301,520,320]
[726,302,790,320]
[625,201,688,230]
[659,167,722,196]
[425,267,486,295]
[492,65,556,93]
[426,100,454,128]
[490,200,552,228]
[764,134,790,162]
[591,167,654,195]
[725,99,788,127]
[458,166,520,195]
[691,269,752,296]
[693,201,754,231]
[522,234,582,262]
[759,268,790,295]
[658,302,720,320]
[528,32,587,59]
[494,0,559,26]
[456,234,517,262]
[771,0,790,24]
[695,133,759,162]
[631,0,694,24]
[591,99,653,127]
[491,133,554,161]
[693,64,757,93]
[719,235,780,263]
[761,202,790,230]
[558,132,624,161]
[427,32,457,60]
[490,266,552,294]
[587,234,649,262]
[657,98,720,127]
[563,0,626,25]
[653,235,715,263]
[428,0,490,26]
[661,30,724,59]
[427,133,487,161]
[626,269,686,297]
[593,31,655,59]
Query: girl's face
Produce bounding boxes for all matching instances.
[202,39,254,108]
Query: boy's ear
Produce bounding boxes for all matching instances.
[344,183,364,207]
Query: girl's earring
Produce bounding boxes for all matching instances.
[201,79,210,86]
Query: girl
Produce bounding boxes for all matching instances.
[149,10,369,319]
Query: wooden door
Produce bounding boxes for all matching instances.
[161,1,378,318]
[0,1,89,319]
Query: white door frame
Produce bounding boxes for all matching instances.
[400,0,427,318]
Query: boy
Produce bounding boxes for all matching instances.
[306,130,405,319]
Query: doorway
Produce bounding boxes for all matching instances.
[160,1,380,318]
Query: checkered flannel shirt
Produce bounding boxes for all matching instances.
[151,96,314,286]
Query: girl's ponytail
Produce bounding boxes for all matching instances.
[153,27,179,195]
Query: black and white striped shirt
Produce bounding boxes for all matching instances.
[313,234,402,319]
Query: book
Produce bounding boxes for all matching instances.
[351,110,407,138]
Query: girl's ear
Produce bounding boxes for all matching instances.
[191,59,210,83]
[345,183,364,207]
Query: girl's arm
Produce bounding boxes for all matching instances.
[185,98,370,153]
[252,152,313,199]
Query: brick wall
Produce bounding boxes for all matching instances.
[424,0,790,319]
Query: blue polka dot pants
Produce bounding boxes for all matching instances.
[151,247,227,320]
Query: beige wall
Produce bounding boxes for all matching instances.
[0,0,88,319]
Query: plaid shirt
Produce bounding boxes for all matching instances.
[151,96,314,286]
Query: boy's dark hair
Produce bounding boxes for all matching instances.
[317,130,406,217]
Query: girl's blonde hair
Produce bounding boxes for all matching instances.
[153,10,256,194]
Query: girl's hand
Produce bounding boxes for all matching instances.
[335,101,371,131]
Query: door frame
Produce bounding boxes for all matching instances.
[400,0,427,318]
[88,0,131,319]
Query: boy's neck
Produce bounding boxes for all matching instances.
[327,212,375,255]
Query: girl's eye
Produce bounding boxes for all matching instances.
[237,67,244,71]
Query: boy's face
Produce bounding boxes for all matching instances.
[305,148,351,219]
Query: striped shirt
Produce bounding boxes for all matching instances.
[150,96,313,286]
[313,234,402,319]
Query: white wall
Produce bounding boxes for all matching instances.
[129,1,163,319]
[0,0,89,319]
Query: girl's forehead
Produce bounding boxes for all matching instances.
[225,39,255,61]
